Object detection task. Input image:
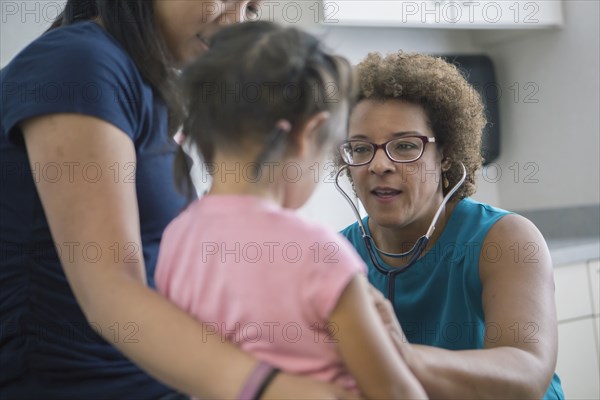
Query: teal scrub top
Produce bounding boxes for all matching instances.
[341,197,564,399]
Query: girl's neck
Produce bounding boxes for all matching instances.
[207,156,286,207]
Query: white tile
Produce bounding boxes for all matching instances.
[554,263,594,321]
[556,319,600,400]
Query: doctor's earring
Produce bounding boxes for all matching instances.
[441,158,451,190]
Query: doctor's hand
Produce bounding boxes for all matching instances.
[366,284,414,363]
[367,284,396,329]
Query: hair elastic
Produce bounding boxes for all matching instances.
[238,361,280,400]
[250,120,292,179]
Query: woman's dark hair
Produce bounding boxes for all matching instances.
[176,21,356,198]
[47,0,183,135]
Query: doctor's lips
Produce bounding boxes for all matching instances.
[371,186,403,199]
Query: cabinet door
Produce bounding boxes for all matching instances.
[322,1,452,26]
[322,0,563,28]
[556,319,600,399]
[588,259,600,315]
[554,262,593,321]
[456,1,561,27]
[438,1,564,27]
[595,317,600,364]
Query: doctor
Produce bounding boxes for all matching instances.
[338,51,564,399]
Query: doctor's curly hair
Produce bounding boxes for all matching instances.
[345,51,486,199]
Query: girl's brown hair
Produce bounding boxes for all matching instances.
[176,21,357,198]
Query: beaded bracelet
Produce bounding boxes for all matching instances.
[238,361,280,400]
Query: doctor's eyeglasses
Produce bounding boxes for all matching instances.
[339,135,436,166]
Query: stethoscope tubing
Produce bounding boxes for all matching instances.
[334,163,467,302]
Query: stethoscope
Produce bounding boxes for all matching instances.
[334,162,467,303]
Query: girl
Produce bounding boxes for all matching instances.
[155,21,427,400]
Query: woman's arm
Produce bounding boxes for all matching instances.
[387,214,558,399]
[329,274,427,399]
[22,113,358,400]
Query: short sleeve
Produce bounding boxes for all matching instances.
[301,231,367,323]
[1,22,143,145]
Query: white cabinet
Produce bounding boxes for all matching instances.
[322,1,442,26]
[554,262,593,320]
[595,316,599,355]
[450,0,564,28]
[322,1,563,29]
[554,259,600,400]
[589,259,599,315]
[556,319,600,399]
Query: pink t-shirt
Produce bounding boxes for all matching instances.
[155,195,366,390]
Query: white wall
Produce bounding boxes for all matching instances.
[476,0,600,211]
[2,0,597,229]
[300,21,501,229]
[300,0,600,229]
[0,0,65,67]
[271,2,501,229]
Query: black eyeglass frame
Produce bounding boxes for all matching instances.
[339,135,437,166]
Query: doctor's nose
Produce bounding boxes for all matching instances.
[368,148,395,176]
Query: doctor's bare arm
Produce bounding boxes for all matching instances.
[21,113,358,400]
[389,214,558,399]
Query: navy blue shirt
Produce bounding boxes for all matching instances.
[1,21,186,399]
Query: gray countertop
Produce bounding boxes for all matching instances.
[516,204,599,266]
[547,237,600,266]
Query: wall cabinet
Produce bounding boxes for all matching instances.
[322,1,563,29]
[553,259,600,400]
